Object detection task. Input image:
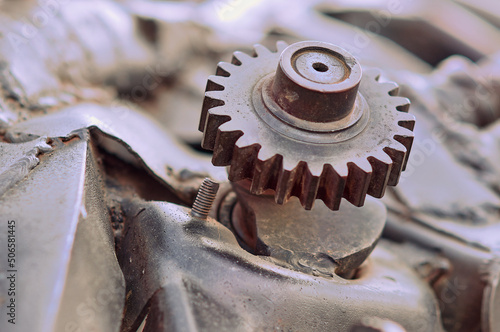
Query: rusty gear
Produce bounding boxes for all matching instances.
[199,41,415,210]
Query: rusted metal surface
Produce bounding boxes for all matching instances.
[228,183,387,277]
[199,41,414,210]
[271,41,362,123]
[117,200,442,332]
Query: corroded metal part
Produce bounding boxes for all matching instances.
[199,41,414,210]
[117,200,442,332]
[0,136,124,332]
[228,182,386,277]
[271,41,362,123]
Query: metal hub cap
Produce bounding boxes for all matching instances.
[272,41,362,123]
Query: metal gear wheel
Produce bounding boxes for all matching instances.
[199,41,415,210]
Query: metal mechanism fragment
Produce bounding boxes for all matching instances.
[191,178,219,219]
[199,41,414,210]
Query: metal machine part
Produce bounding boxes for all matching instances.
[191,178,220,219]
[199,41,414,210]
[198,40,414,278]
[117,200,442,332]
[0,135,125,332]
[226,184,387,277]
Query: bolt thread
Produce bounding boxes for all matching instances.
[191,178,219,219]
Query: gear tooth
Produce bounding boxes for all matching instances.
[206,104,233,117]
[398,119,416,131]
[275,162,308,206]
[394,134,414,171]
[204,106,232,127]
[395,125,415,138]
[232,51,254,65]
[205,90,226,101]
[299,165,321,210]
[217,62,237,76]
[380,82,399,96]
[276,40,289,53]
[250,154,283,195]
[317,165,346,210]
[373,150,393,165]
[199,94,225,132]
[200,110,230,150]
[212,126,243,166]
[396,102,410,113]
[199,90,227,132]
[383,140,408,186]
[397,113,416,130]
[253,44,271,57]
[275,169,291,205]
[385,139,408,153]
[388,96,411,112]
[228,143,260,182]
[343,162,372,207]
[367,156,392,198]
[206,75,228,91]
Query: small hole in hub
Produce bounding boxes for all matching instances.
[313,62,328,72]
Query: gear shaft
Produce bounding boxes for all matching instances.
[199,41,415,210]
[272,41,362,123]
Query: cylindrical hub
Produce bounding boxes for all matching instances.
[271,41,362,123]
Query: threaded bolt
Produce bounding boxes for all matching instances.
[191,178,219,219]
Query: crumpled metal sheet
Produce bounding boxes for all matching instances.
[0,136,124,332]
[5,102,227,203]
[0,137,52,195]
